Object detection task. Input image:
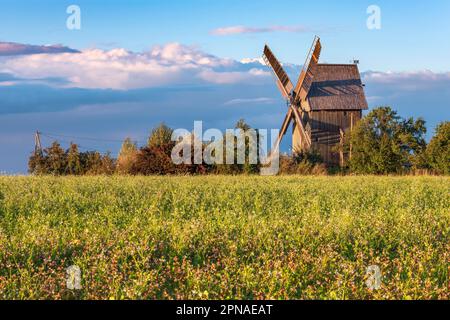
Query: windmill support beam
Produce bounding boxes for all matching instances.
[291,106,311,151]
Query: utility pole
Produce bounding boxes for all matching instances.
[34,131,43,155]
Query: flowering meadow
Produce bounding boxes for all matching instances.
[0,176,448,299]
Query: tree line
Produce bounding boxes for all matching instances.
[29,120,260,176]
[28,107,449,175]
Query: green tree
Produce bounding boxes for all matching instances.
[236,119,260,174]
[147,123,173,148]
[45,141,67,175]
[28,151,47,175]
[348,107,426,174]
[66,143,82,175]
[116,138,138,174]
[100,152,116,175]
[235,118,251,131]
[426,121,450,174]
[84,151,103,175]
[216,119,260,174]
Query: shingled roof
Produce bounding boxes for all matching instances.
[307,64,368,111]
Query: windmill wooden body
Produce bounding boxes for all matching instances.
[263,36,368,165]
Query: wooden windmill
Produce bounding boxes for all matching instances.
[263,36,368,165]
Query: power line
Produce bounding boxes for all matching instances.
[39,134,118,155]
[36,130,150,155]
[40,131,147,144]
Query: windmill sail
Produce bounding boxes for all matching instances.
[269,106,311,158]
[265,37,319,159]
[263,45,294,99]
[269,108,293,157]
[293,36,322,103]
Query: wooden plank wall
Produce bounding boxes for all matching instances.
[309,110,362,165]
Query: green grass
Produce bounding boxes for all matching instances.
[0,176,449,300]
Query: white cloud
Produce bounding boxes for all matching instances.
[0,42,269,90]
[362,70,450,91]
[0,41,79,56]
[363,70,450,84]
[210,25,310,36]
[0,81,17,87]
[198,69,269,84]
[240,57,265,65]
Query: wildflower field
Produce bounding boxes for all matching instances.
[0,176,448,300]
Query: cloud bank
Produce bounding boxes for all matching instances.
[210,25,310,36]
[363,70,450,92]
[0,42,79,56]
[0,43,270,90]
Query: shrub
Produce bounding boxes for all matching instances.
[132,144,176,175]
[279,151,327,175]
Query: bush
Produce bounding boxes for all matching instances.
[279,151,327,175]
[131,144,176,175]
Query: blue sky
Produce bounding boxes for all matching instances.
[0,0,449,172]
